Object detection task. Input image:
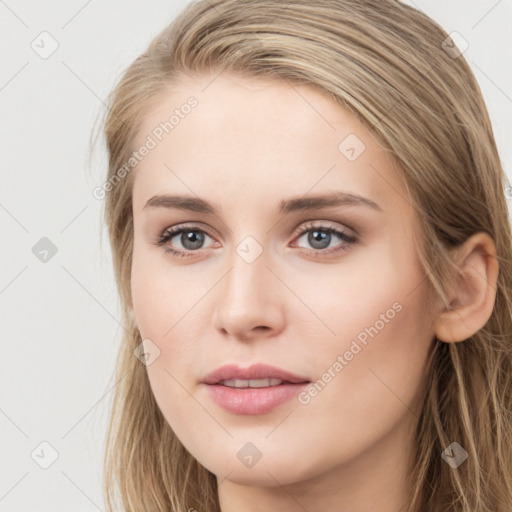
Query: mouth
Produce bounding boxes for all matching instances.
[201,364,311,415]
[217,377,298,388]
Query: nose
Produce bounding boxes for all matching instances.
[211,242,286,342]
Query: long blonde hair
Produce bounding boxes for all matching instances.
[100,1,512,510]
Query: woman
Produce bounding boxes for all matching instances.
[99,0,512,510]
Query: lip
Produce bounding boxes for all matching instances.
[201,363,310,385]
[201,363,311,415]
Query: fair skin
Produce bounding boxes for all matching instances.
[130,72,498,511]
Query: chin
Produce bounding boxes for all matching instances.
[209,462,304,487]
[194,443,323,488]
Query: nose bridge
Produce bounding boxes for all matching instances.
[212,230,284,338]
[223,235,270,307]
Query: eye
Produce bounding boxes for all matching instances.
[155,221,358,259]
[291,221,358,257]
[155,223,217,258]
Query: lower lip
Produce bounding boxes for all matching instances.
[203,382,310,415]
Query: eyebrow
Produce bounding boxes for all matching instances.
[143,191,382,214]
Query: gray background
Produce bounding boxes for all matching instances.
[1,1,511,510]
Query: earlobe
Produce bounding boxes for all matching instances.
[434,232,499,343]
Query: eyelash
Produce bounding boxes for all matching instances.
[155,221,358,259]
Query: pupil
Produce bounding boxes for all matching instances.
[309,230,330,249]
[182,230,204,250]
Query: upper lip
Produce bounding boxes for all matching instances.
[201,363,310,385]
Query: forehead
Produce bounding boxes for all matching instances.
[131,73,410,217]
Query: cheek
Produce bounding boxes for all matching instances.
[130,239,203,342]
[130,245,212,407]
[298,257,433,437]
[130,250,204,433]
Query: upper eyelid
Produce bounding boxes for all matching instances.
[162,220,350,237]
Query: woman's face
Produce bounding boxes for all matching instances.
[130,73,435,487]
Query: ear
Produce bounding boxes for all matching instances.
[433,232,499,343]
